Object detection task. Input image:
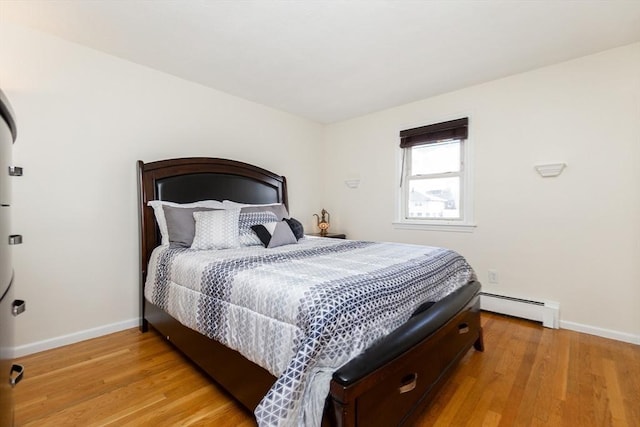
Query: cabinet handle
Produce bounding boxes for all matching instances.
[12,299,25,316]
[8,166,23,177]
[10,364,24,387]
[398,373,418,394]
[458,323,470,334]
[8,235,22,245]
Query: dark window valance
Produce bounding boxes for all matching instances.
[399,117,468,148]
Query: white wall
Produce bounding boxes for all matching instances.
[0,23,323,351]
[323,43,640,342]
[1,22,638,352]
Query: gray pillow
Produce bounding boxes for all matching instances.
[240,204,289,220]
[162,205,219,248]
[251,221,298,248]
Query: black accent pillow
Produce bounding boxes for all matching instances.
[283,217,304,240]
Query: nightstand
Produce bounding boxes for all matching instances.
[309,232,346,239]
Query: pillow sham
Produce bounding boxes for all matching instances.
[190,208,241,250]
[148,200,224,246]
[162,205,219,248]
[239,204,289,221]
[238,211,280,246]
[222,200,281,208]
[223,200,289,220]
[283,217,304,240]
[251,221,298,249]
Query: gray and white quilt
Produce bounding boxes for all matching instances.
[145,237,476,426]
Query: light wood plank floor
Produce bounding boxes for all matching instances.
[14,312,640,426]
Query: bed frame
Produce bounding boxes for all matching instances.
[137,157,484,426]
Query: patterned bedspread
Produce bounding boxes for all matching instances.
[145,237,476,426]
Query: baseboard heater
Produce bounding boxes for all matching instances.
[480,292,559,329]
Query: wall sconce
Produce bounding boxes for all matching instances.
[535,163,566,178]
[313,209,330,236]
[344,179,360,189]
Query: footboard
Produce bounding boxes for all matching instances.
[145,281,483,427]
[328,282,483,426]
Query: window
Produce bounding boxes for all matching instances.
[396,118,475,231]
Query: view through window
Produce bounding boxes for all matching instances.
[406,140,462,219]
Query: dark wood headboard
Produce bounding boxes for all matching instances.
[137,157,288,308]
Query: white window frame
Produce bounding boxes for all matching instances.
[393,135,475,233]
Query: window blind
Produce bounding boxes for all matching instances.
[399,117,468,148]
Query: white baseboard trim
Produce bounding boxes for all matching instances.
[13,318,140,358]
[480,292,559,329]
[480,291,639,345]
[11,315,639,359]
[560,320,640,346]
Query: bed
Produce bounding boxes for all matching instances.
[137,157,484,426]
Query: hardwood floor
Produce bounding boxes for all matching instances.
[14,312,640,426]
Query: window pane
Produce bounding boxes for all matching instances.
[411,141,460,175]
[408,177,460,219]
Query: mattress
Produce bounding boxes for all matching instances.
[145,237,476,426]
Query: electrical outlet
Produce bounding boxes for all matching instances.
[488,269,499,284]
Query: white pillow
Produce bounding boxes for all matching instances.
[148,200,224,246]
[191,208,241,250]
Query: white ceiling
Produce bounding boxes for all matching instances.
[2,0,640,123]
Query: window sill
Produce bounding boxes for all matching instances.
[392,221,476,233]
